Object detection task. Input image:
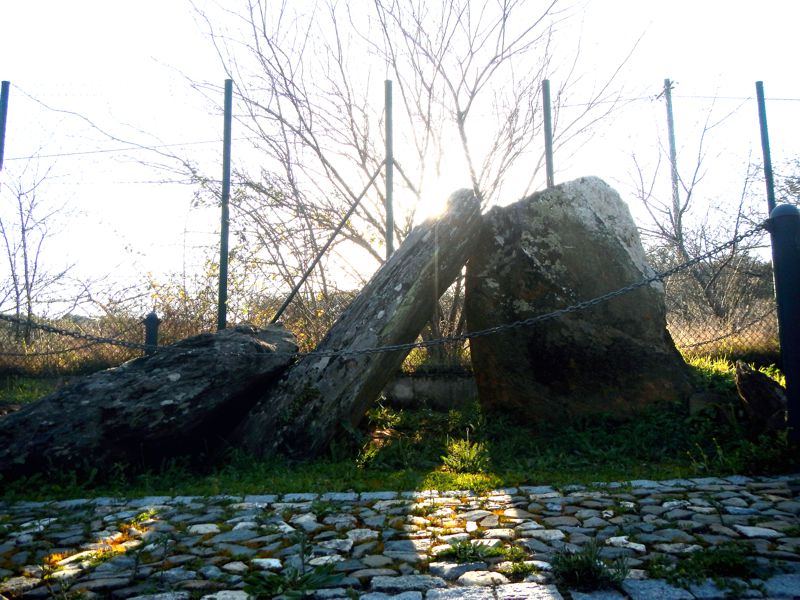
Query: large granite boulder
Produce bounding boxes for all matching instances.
[465,176,691,423]
[0,324,297,479]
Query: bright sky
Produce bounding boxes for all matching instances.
[1,0,799,312]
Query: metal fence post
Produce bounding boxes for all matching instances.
[143,311,161,356]
[0,81,10,172]
[542,79,554,188]
[767,204,800,443]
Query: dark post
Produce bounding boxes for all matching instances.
[767,204,800,443]
[756,81,776,214]
[385,79,394,258]
[542,79,554,188]
[218,79,233,331]
[143,311,161,356]
[0,81,10,172]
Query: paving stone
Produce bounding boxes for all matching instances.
[361,593,423,600]
[426,587,496,600]
[457,570,510,586]
[428,561,488,579]
[0,475,798,599]
[496,583,564,599]
[526,529,566,541]
[622,579,695,599]
[370,574,446,592]
[570,591,626,600]
[207,529,260,544]
[735,525,784,538]
[128,594,191,600]
[764,573,800,597]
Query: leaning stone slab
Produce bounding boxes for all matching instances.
[0,324,297,480]
[465,176,691,424]
[236,190,482,459]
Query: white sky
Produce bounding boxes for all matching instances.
[1,0,799,311]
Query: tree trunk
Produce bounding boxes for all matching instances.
[235,189,482,459]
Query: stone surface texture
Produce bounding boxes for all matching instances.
[1,474,799,599]
[465,176,691,423]
[236,189,482,459]
[0,325,297,479]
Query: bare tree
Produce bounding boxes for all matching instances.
[629,97,774,349]
[0,162,78,343]
[187,0,635,350]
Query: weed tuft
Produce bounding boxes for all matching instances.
[441,434,491,474]
[550,540,628,592]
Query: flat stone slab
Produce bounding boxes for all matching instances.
[371,574,447,592]
[570,592,626,600]
[622,579,694,600]
[764,573,800,597]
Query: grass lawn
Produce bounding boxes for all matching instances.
[0,356,795,501]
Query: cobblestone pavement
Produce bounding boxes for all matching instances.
[1,475,800,599]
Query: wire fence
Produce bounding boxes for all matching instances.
[0,220,777,374]
[660,252,779,360]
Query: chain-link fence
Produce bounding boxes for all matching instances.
[0,221,783,376]
[660,256,779,363]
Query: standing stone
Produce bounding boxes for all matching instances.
[236,190,482,458]
[734,360,787,433]
[0,325,297,479]
[465,177,691,423]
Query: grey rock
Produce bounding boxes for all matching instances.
[0,324,297,479]
[457,570,510,586]
[465,176,691,424]
[208,529,260,544]
[426,588,496,600]
[360,593,423,600]
[735,525,784,538]
[622,579,694,600]
[236,191,482,459]
[764,573,800,597]
[370,574,446,592]
[128,594,191,600]
[570,592,626,600]
[428,561,488,579]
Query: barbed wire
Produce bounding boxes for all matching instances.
[0,221,768,361]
